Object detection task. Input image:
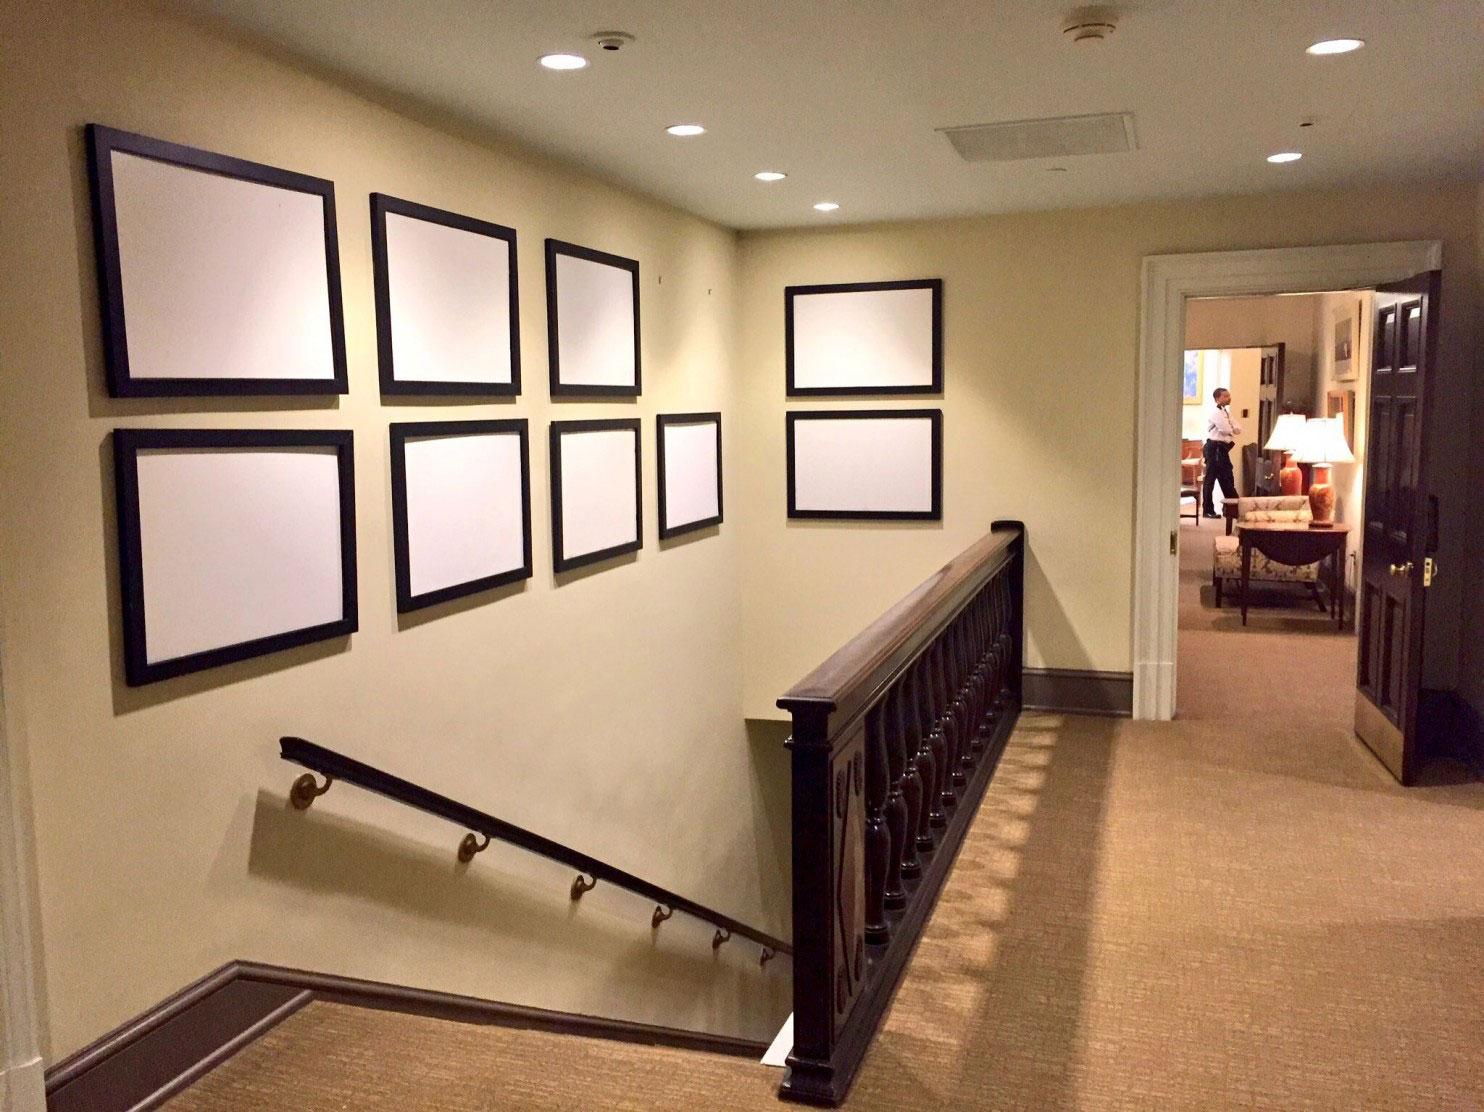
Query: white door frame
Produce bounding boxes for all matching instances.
[0,649,45,1111]
[1132,240,1443,720]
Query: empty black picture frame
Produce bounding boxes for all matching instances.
[371,193,521,396]
[785,408,944,521]
[656,412,723,539]
[86,123,348,397]
[545,238,642,397]
[785,278,943,396]
[112,428,358,686]
[549,418,643,573]
[388,419,533,613]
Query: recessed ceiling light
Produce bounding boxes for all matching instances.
[1267,151,1303,163]
[754,171,786,182]
[665,123,705,137]
[1306,38,1364,55]
[539,53,588,71]
[813,201,840,212]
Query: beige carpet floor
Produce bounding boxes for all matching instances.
[169,529,1484,1109]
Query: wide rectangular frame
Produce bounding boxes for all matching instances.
[371,193,521,396]
[545,239,642,397]
[656,412,723,539]
[786,408,943,521]
[785,278,943,397]
[113,427,358,685]
[549,418,643,572]
[388,419,533,613]
[86,124,348,397]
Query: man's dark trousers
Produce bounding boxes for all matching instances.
[1202,439,1237,515]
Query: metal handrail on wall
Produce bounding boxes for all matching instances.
[278,736,792,962]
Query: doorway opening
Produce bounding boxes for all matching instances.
[1175,292,1371,737]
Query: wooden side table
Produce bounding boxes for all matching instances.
[1238,522,1350,629]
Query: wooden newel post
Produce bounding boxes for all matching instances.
[780,699,865,1104]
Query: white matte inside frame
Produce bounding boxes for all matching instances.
[792,286,935,390]
[111,151,335,381]
[554,253,636,387]
[661,422,720,528]
[135,448,345,664]
[792,417,936,513]
[557,429,639,559]
[404,433,526,595]
[386,213,512,384]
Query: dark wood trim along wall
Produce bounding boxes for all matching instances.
[45,962,771,1112]
[1021,668,1134,717]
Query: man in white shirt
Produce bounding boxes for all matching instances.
[1201,387,1242,519]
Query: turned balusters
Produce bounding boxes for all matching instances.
[918,655,949,828]
[863,705,890,945]
[880,684,909,909]
[901,663,933,859]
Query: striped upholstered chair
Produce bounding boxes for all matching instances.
[1212,496,1322,608]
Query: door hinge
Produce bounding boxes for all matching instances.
[1424,557,1437,587]
[1170,530,1178,556]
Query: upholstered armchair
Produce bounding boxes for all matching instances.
[1212,495,1321,607]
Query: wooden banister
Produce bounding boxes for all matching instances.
[778,521,1025,1106]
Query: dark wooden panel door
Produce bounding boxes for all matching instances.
[1354,271,1440,784]
[1254,343,1284,494]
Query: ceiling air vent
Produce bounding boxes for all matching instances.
[939,112,1137,163]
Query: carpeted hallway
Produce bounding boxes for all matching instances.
[167,705,1484,1108]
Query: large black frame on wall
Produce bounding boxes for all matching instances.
[656,412,723,540]
[544,238,642,397]
[548,418,643,573]
[86,124,348,397]
[371,193,522,397]
[786,408,944,521]
[784,278,943,397]
[388,419,533,613]
[113,428,358,686]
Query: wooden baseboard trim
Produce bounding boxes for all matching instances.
[1022,668,1133,717]
[45,961,770,1110]
[45,963,309,1112]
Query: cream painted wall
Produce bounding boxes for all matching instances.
[1311,291,1374,591]
[737,186,1482,720]
[0,0,790,1061]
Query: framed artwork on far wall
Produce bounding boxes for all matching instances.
[786,278,942,396]
[371,194,521,396]
[1333,302,1359,382]
[545,239,641,397]
[112,428,357,686]
[656,412,722,539]
[388,420,532,613]
[86,124,347,397]
[786,409,943,521]
[549,418,642,572]
[1182,350,1203,405]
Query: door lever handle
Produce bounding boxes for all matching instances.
[1388,561,1414,578]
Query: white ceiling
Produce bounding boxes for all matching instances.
[172,0,1484,230]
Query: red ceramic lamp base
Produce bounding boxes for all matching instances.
[1308,463,1336,526]
[1278,451,1304,495]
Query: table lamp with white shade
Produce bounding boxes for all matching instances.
[1293,416,1354,526]
[1263,413,1310,495]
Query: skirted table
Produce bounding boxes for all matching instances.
[1238,521,1350,629]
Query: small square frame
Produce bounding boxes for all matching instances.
[371,193,521,396]
[656,412,723,539]
[389,419,533,613]
[549,418,643,572]
[545,239,642,397]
